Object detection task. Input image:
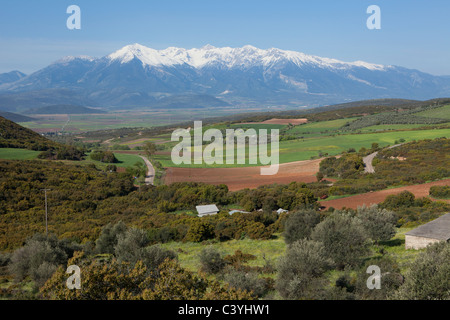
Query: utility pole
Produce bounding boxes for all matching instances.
[41,189,51,236]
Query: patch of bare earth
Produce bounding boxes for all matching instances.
[321,179,450,209]
[164,158,329,191]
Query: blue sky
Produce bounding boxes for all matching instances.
[1,0,450,75]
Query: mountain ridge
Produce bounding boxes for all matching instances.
[1,44,450,109]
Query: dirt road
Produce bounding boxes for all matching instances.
[139,156,155,185]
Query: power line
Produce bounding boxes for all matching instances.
[41,189,51,236]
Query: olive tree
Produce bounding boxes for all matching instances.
[276,239,333,299]
[311,212,370,268]
[283,209,321,245]
[357,205,397,243]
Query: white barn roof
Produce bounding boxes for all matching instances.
[196,204,219,216]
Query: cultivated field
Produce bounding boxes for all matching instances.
[321,179,450,209]
[0,148,41,160]
[164,158,325,191]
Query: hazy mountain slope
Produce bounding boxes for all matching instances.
[25,105,106,115]
[0,111,36,123]
[1,44,450,108]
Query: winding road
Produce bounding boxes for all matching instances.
[363,144,403,173]
[139,156,155,185]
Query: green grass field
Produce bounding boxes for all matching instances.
[161,237,286,273]
[231,123,286,131]
[155,128,450,168]
[0,148,41,160]
[414,105,450,120]
[160,227,422,277]
[285,118,360,136]
[359,123,450,132]
[0,148,144,169]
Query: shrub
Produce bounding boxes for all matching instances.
[95,221,128,254]
[283,209,321,245]
[381,191,416,209]
[392,242,450,300]
[90,150,118,163]
[141,245,177,271]
[8,234,76,288]
[114,228,150,264]
[223,270,269,298]
[357,205,397,242]
[199,247,226,274]
[276,239,333,299]
[429,185,450,199]
[354,257,403,300]
[185,220,215,242]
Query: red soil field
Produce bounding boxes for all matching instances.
[321,179,450,210]
[164,158,327,191]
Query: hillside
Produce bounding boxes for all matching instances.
[0,116,85,160]
[0,111,35,123]
[25,105,106,115]
[0,71,26,85]
[0,116,59,150]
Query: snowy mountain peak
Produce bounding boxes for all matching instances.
[201,44,217,50]
[105,44,389,71]
[54,55,96,64]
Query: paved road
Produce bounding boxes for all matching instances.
[363,144,403,174]
[139,156,155,185]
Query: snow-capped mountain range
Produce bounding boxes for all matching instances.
[107,44,387,71]
[1,43,450,110]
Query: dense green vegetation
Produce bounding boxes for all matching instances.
[90,150,118,163]
[1,99,449,301]
[429,185,450,199]
[0,116,60,151]
[2,205,448,300]
[318,138,450,196]
[0,159,321,250]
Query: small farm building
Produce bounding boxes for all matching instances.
[196,204,219,217]
[405,213,450,250]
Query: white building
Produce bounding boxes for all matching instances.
[196,204,219,217]
[229,210,250,215]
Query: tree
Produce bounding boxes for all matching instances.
[8,234,80,288]
[381,191,415,209]
[114,227,150,264]
[95,221,128,254]
[354,256,404,300]
[311,212,370,269]
[275,239,333,299]
[143,142,157,159]
[316,172,324,182]
[283,209,321,245]
[371,142,380,151]
[357,205,397,243]
[185,220,214,242]
[392,242,450,300]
